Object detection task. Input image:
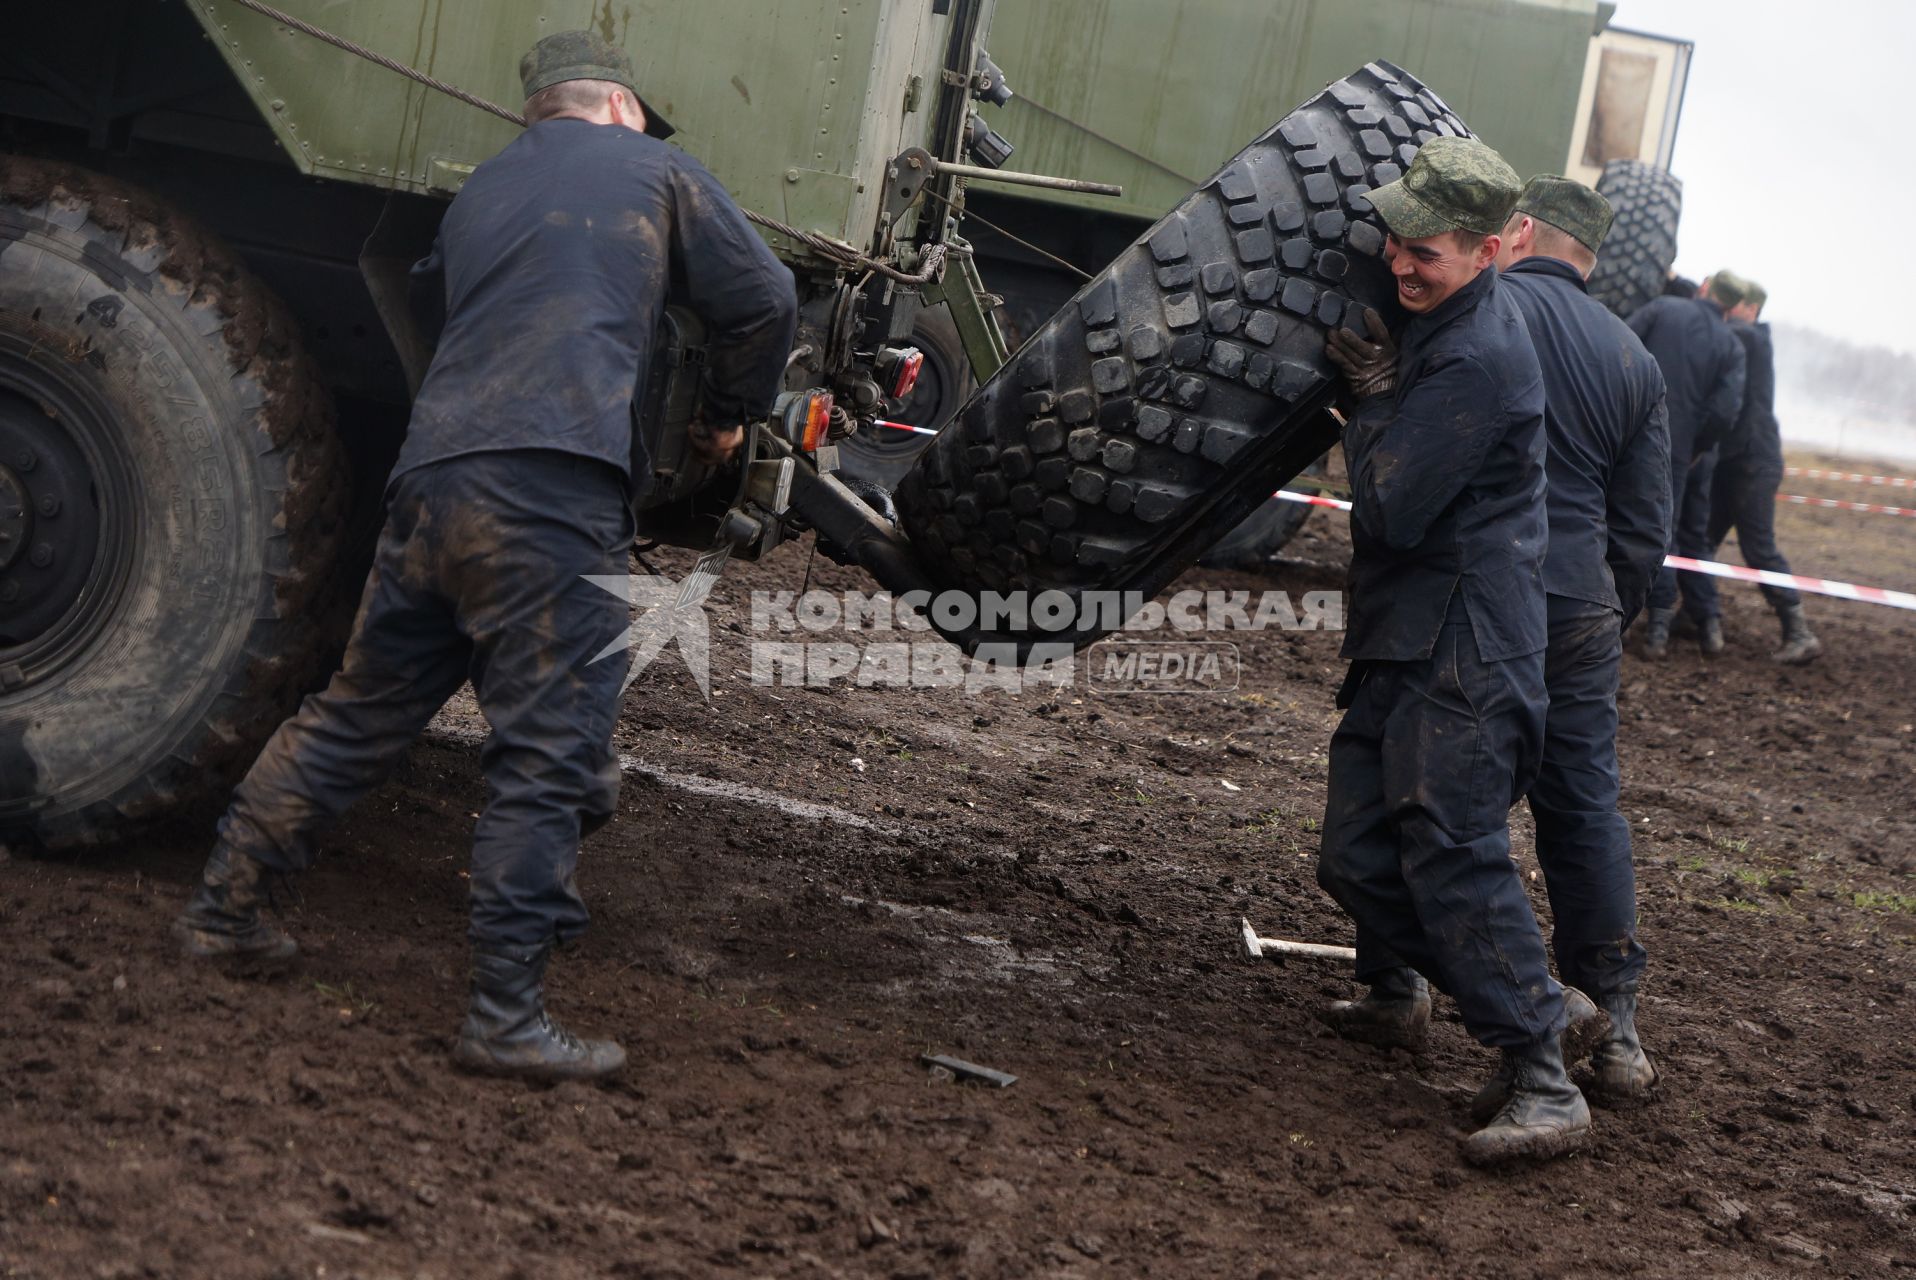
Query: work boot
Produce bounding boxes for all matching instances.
[1772,603,1822,665]
[1319,967,1430,1050]
[1460,1037,1591,1167]
[1467,987,1611,1124]
[172,842,298,964]
[451,945,626,1082]
[1698,615,1725,657]
[1588,992,1659,1107]
[1642,606,1675,660]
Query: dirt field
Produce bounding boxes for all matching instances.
[3,450,1912,1279]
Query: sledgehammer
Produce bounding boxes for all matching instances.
[1239,916,1357,963]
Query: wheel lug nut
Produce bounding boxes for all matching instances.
[38,495,60,518]
[13,450,35,473]
[0,581,18,603]
[29,542,53,568]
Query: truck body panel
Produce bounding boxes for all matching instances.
[187,0,957,256]
[979,0,1604,224]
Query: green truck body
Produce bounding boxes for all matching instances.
[188,0,957,259]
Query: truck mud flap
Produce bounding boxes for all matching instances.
[894,61,1471,650]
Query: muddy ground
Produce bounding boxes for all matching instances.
[3,449,1912,1278]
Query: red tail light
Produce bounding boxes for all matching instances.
[889,347,925,400]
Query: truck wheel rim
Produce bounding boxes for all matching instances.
[0,342,138,689]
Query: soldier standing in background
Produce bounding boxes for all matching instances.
[1491,176,1669,1114]
[1706,277,1823,664]
[1627,273,1747,658]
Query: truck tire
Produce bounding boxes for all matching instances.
[837,304,975,490]
[0,159,346,849]
[1586,159,1682,321]
[1200,450,1333,569]
[895,61,1461,649]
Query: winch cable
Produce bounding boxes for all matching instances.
[224,0,948,284]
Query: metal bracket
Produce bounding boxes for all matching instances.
[924,242,1007,382]
[746,457,796,515]
[881,147,936,227]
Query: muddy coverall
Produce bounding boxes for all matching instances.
[1315,266,1563,1049]
[1501,256,1670,999]
[1626,294,1745,623]
[212,118,797,948]
[1706,322,1800,612]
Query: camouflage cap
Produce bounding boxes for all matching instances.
[1366,136,1522,239]
[1740,277,1768,310]
[1514,175,1614,253]
[519,30,676,139]
[1705,270,1748,308]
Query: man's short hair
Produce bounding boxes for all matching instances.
[1448,228,1490,254]
[524,77,622,124]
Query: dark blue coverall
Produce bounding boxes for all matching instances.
[1706,323,1800,612]
[213,118,798,948]
[1502,256,1671,999]
[1625,295,1745,622]
[1315,267,1564,1050]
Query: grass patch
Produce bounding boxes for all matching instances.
[1851,891,1916,914]
[1709,828,1752,856]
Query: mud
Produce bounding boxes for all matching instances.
[2,449,1912,1277]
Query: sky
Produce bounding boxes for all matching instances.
[1612,0,1915,355]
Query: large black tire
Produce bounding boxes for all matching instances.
[0,159,346,849]
[1586,159,1682,321]
[836,305,976,490]
[895,61,1464,648]
[1200,450,1333,569]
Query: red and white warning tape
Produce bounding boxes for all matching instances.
[1661,556,1916,611]
[1778,493,1916,518]
[1786,467,1916,490]
[1274,488,1351,511]
[1271,490,1916,612]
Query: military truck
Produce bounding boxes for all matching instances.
[0,0,1679,852]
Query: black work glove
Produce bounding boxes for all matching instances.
[1325,308,1399,401]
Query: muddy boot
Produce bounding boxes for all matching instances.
[1772,603,1822,665]
[1467,987,1611,1124]
[1460,1037,1590,1166]
[1697,615,1725,657]
[451,945,626,1082]
[1589,992,1659,1107]
[171,843,298,964]
[1320,967,1430,1050]
[1642,606,1675,660]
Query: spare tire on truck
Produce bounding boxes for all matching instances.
[0,159,346,850]
[1585,158,1682,320]
[895,61,1468,650]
